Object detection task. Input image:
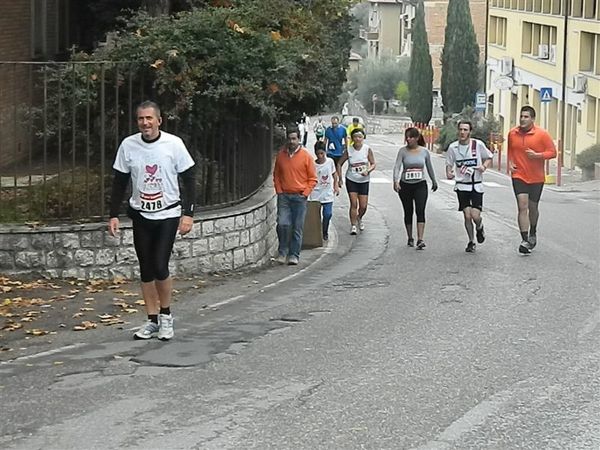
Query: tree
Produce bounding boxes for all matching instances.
[440,0,480,115]
[395,81,409,105]
[347,56,410,113]
[407,0,433,124]
[50,0,359,125]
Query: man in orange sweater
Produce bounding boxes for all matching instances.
[273,126,318,265]
[507,105,557,254]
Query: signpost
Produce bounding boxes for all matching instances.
[475,92,486,112]
[540,87,552,102]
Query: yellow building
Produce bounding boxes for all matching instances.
[487,0,600,168]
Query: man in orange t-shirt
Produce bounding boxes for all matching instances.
[507,105,557,254]
[273,126,317,266]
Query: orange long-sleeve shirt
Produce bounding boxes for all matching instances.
[273,146,317,197]
[507,125,557,184]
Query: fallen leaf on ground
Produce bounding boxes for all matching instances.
[80,307,95,312]
[73,321,97,331]
[26,329,50,336]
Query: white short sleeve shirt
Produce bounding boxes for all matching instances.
[113,131,195,220]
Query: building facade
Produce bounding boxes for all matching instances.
[487,0,600,168]
[363,0,487,90]
[0,0,71,168]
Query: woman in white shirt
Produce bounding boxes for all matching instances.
[336,128,376,235]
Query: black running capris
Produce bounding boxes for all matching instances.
[130,212,180,282]
[398,180,428,224]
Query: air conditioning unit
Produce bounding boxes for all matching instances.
[549,45,557,63]
[499,56,513,76]
[537,44,549,60]
[573,74,587,93]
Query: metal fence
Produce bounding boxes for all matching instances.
[0,61,274,224]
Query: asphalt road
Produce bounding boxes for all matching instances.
[1,134,599,450]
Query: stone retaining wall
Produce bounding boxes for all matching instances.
[0,185,277,280]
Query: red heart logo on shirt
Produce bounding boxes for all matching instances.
[145,164,158,175]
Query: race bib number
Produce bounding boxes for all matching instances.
[140,192,164,211]
[405,168,423,180]
[351,162,368,174]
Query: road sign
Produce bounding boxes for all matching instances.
[540,87,553,102]
[475,92,486,111]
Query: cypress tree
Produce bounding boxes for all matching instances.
[408,0,433,124]
[440,0,480,114]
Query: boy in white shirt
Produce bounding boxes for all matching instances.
[309,141,339,240]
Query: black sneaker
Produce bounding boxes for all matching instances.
[476,225,485,244]
[407,238,414,247]
[465,241,476,253]
[518,240,532,254]
[528,234,536,249]
[416,240,426,250]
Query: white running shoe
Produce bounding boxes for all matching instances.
[158,314,174,341]
[350,225,358,235]
[133,320,159,340]
[358,220,365,231]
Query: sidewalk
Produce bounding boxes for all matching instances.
[489,148,600,193]
[0,238,331,359]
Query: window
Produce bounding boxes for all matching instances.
[580,32,599,74]
[552,0,562,15]
[522,22,533,53]
[519,0,526,9]
[534,0,542,12]
[543,0,552,13]
[489,16,508,47]
[572,0,584,16]
[522,21,557,61]
[586,96,597,134]
[32,0,47,58]
[584,0,597,18]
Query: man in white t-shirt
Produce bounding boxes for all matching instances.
[445,120,493,253]
[108,101,195,341]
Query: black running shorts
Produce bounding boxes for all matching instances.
[456,190,484,211]
[512,178,544,203]
[345,178,370,196]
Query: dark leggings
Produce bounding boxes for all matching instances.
[398,180,428,224]
[132,214,179,282]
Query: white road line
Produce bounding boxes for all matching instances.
[411,389,512,450]
[439,180,506,188]
[1,343,87,364]
[370,177,391,183]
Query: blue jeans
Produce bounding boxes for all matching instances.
[321,202,333,237]
[277,193,308,258]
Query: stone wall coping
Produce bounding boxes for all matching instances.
[0,180,275,234]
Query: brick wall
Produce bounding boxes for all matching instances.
[0,2,31,169]
[425,0,487,89]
